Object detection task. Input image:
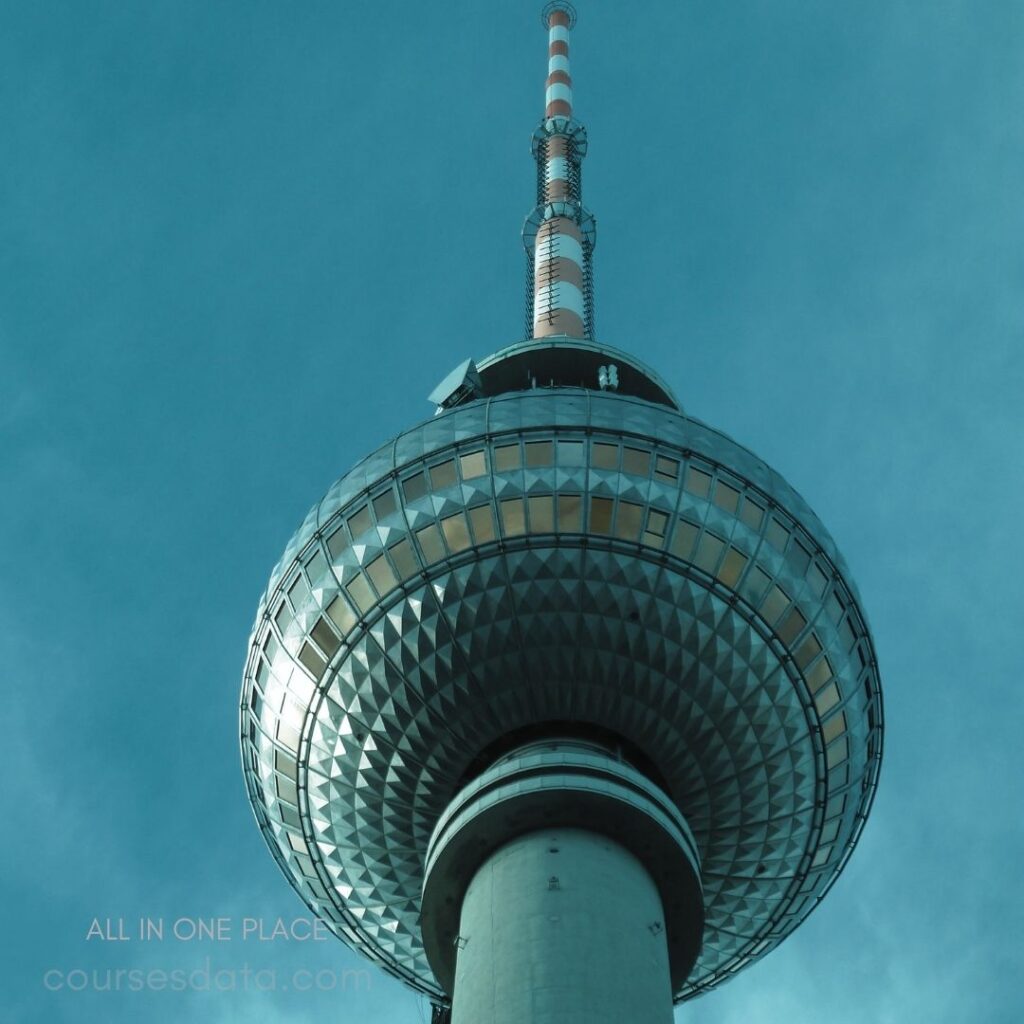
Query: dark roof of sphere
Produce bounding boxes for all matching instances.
[240,379,883,1002]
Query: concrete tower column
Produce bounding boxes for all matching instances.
[421,740,704,1024]
[453,828,673,1024]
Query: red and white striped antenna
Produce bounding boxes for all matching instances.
[523,2,596,340]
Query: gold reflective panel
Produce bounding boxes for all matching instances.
[777,607,808,645]
[298,642,326,679]
[713,481,740,514]
[685,466,712,498]
[622,447,651,477]
[429,459,457,490]
[373,489,398,521]
[670,519,699,560]
[311,617,341,658]
[402,472,427,501]
[646,508,669,538]
[468,504,496,543]
[654,454,679,482]
[459,450,486,479]
[616,500,644,540]
[494,443,521,471]
[592,442,618,469]
[441,512,472,552]
[388,539,418,580]
[366,553,399,593]
[525,440,554,467]
[528,495,555,533]
[327,523,349,559]
[325,595,357,635]
[499,497,526,536]
[347,505,372,538]
[415,523,446,563]
[826,736,849,769]
[806,656,834,693]
[557,493,582,532]
[694,532,726,573]
[345,574,376,614]
[739,496,764,531]
[760,584,790,625]
[822,711,847,745]
[795,633,823,670]
[717,547,748,588]
[589,496,614,534]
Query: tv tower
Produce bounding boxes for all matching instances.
[239,5,883,1022]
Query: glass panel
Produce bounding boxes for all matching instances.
[822,711,847,745]
[825,794,846,819]
[389,538,418,579]
[310,617,340,658]
[841,617,857,650]
[806,656,834,693]
[788,539,812,576]
[811,846,832,869]
[403,472,427,501]
[345,574,376,613]
[304,549,327,583]
[654,455,679,482]
[826,736,849,769]
[713,481,740,514]
[326,595,357,635]
[416,523,446,562]
[557,494,582,532]
[494,443,521,471]
[429,459,457,490]
[589,496,614,534]
[615,501,644,540]
[739,496,764,531]
[760,584,790,624]
[826,591,844,624]
[459,450,486,479]
[740,565,772,604]
[592,442,618,469]
[298,642,326,679]
[288,574,310,607]
[441,512,472,552]
[647,509,669,538]
[670,519,699,560]
[694,532,726,573]
[372,489,397,520]
[277,776,299,805]
[820,818,841,844]
[347,505,372,538]
[684,466,712,498]
[815,684,839,716]
[622,447,650,477]
[557,440,584,465]
[274,601,292,632]
[366,553,398,593]
[499,497,526,536]
[525,440,554,467]
[795,633,822,670]
[275,750,297,778]
[765,516,790,551]
[468,504,496,543]
[528,495,554,533]
[327,523,349,559]
[716,547,748,587]
[808,562,829,597]
[777,606,808,645]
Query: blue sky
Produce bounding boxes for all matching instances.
[2,1,1021,1022]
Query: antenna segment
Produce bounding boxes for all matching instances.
[524,2,596,339]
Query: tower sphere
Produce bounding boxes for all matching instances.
[239,9,883,1014]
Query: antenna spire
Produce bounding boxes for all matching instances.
[524,2,596,340]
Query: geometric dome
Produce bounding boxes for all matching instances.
[239,352,884,1002]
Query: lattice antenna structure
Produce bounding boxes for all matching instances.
[523,2,597,340]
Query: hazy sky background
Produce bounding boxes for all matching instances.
[2,1,1022,1022]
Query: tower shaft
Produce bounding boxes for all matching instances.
[451,830,674,1024]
